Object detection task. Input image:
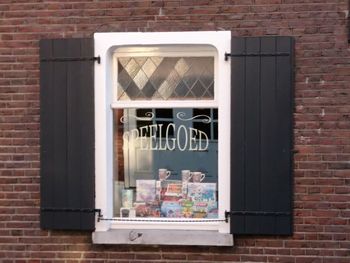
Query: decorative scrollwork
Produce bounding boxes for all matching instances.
[176,112,212,123]
[120,111,155,124]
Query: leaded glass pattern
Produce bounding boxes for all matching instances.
[117,57,214,100]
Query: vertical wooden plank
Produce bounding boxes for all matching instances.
[260,37,278,234]
[244,37,261,233]
[40,39,54,229]
[274,37,294,234]
[52,39,69,229]
[66,39,83,229]
[79,38,95,229]
[230,37,246,234]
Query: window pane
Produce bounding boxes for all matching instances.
[155,121,174,137]
[116,57,214,100]
[155,109,173,119]
[193,108,211,119]
[213,109,218,120]
[213,122,218,140]
[193,122,211,139]
[113,108,218,219]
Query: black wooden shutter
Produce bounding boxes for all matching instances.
[230,36,294,235]
[40,38,95,230]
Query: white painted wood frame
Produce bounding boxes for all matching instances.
[94,31,231,236]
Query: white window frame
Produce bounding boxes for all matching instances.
[94,31,231,244]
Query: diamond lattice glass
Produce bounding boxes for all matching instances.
[117,57,214,100]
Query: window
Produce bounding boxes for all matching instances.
[94,32,231,240]
[40,35,294,244]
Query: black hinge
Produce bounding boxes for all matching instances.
[41,56,101,64]
[225,210,291,222]
[224,52,290,61]
[41,207,103,219]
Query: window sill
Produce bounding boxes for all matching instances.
[92,229,233,246]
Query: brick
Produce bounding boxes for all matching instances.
[241,255,268,262]
[134,253,162,260]
[317,257,349,263]
[56,252,82,259]
[267,256,295,263]
[295,257,322,263]
[255,240,284,247]
[107,252,134,260]
[212,254,241,261]
[29,252,56,259]
[156,252,185,261]
[81,252,108,259]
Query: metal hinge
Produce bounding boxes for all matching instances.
[225,210,291,222]
[41,56,101,64]
[41,207,103,220]
[224,52,290,61]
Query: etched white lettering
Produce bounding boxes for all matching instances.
[177,125,188,151]
[157,124,167,150]
[139,126,149,150]
[189,128,198,151]
[122,124,209,151]
[149,124,158,150]
[166,123,176,151]
[198,129,209,151]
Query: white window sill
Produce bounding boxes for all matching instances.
[92,229,233,246]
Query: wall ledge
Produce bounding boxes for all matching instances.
[93,229,233,246]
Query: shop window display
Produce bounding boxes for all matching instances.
[113,108,218,219]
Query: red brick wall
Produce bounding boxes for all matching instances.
[0,0,349,262]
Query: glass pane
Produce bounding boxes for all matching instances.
[193,122,211,139]
[155,109,173,119]
[113,108,218,219]
[116,57,214,100]
[193,109,211,119]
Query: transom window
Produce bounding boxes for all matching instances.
[116,56,214,100]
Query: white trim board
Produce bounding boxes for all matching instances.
[94,31,231,238]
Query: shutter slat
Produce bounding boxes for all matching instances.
[230,37,246,233]
[260,37,279,234]
[52,40,69,229]
[40,40,54,229]
[245,37,261,233]
[66,39,83,229]
[40,38,95,231]
[230,36,294,235]
[79,39,95,229]
[274,37,294,234]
